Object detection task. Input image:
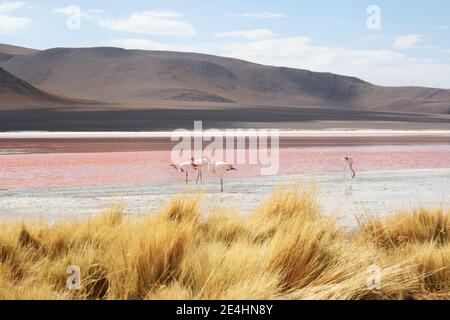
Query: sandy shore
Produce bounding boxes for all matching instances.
[0,168,448,226]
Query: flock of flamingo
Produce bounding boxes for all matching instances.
[170,156,355,193]
[171,157,237,192]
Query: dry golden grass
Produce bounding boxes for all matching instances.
[0,186,448,300]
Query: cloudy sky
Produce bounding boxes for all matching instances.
[1,0,450,88]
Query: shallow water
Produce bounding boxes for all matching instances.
[0,144,448,189]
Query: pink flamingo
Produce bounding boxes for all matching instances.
[344,156,356,179]
[212,161,238,192]
[171,157,198,184]
[193,157,210,184]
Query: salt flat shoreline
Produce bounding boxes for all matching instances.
[1,129,450,139]
[1,168,448,227]
[0,130,449,154]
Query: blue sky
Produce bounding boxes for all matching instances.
[1,0,450,88]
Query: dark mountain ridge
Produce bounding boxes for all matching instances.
[0,45,448,114]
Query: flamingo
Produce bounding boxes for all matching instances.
[212,161,237,193]
[344,156,356,179]
[171,157,198,184]
[193,157,210,184]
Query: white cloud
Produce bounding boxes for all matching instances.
[105,36,450,88]
[228,12,286,19]
[0,1,24,13]
[215,29,278,41]
[0,1,30,33]
[0,14,29,33]
[54,7,195,36]
[53,5,102,20]
[53,6,76,16]
[443,49,450,54]
[96,10,195,36]
[434,25,449,30]
[393,34,424,49]
[217,37,450,88]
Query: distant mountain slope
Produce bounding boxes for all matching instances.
[1,45,449,114]
[0,44,38,63]
[0,66,41,95]
[0,67,93,110]
[0,44,38,55]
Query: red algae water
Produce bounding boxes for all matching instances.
[0,145,449,190]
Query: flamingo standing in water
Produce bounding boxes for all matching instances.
[193,157,210,184]
[171,157,198,184]
[212,161,237,192]
[344,156,356,179]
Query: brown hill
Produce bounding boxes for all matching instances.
[0,45,449,114]
[0,44,37,55]
[0,66,42,95]
[0,66,96,110]
[0,66,55,107]
[0,44,38,63]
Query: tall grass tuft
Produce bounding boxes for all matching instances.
[0,187,448,300]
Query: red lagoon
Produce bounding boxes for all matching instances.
[0,145,449,189]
